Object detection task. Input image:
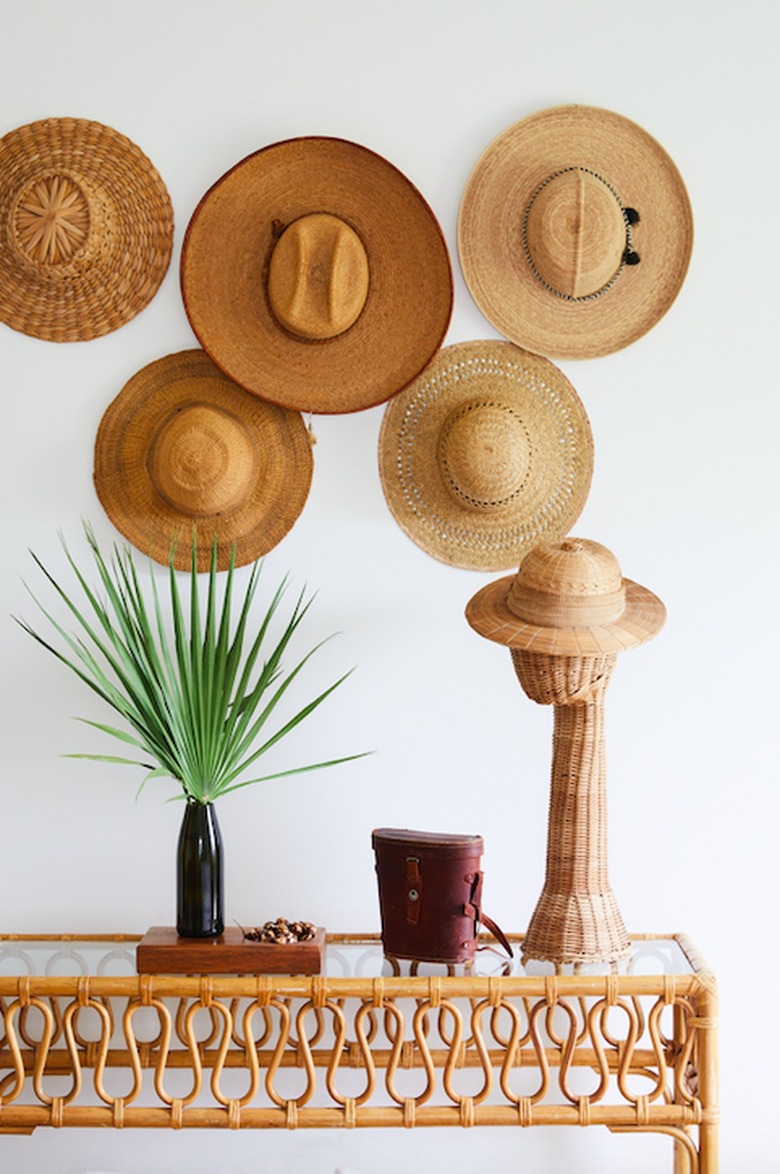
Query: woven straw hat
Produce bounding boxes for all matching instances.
[0,118,173,342]
[94,350,313,571]
[466,537,666,656]
[378,341,593,571]
[458,105,693,359]
[180,136,453,414]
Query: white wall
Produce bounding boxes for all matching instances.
[1,1,777,1170]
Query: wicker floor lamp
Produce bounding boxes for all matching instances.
[466,538,666,969]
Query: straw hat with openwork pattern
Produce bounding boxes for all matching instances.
[378,341,593,571]
[466,537,666,656]
[180,136,453,414]
[458,105,693,359]
[0,118,173,342]
[94,350,313,571]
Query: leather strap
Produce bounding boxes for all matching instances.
[405,856,421,925]
[463,872,513,958]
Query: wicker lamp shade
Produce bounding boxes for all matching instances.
[466,538,666,968]
[181,136,453,414]
[378,342,593,571]
[458,105,693,359]
[94,350,313,571]
[0,118,174,341]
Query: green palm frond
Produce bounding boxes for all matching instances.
[15,525,367,803]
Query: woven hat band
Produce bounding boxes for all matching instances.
[267,212,370,340]
[148,403,257,517]
[438,400,531,509]
[523,168,628,300]
[506,579,627,629]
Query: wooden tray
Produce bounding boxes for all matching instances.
[136,926,326,975]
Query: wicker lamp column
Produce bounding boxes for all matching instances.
[466,538,666,968]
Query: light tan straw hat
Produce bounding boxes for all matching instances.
[458,105,693,359]
[180,136,453,415]
[466,537,666,656]
[0,117,174,342]
[378,341,593,571]
[94,350,313,571]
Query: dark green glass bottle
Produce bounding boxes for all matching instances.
[176,801,224,937]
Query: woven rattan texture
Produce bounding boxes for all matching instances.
[512,651,631,967]
[0,118,173,341]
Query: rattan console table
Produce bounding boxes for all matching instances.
[0,932,718,1171]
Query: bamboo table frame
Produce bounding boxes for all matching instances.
[0,932,718,1171]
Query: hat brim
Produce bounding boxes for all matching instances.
[458,105,693,359]
[94,350,313,571]
[466,573,666,655]
[378,341,594,571]
[0,118,173,342]
[180,137,453,414]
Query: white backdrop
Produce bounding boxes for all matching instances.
[1,1,778,1170]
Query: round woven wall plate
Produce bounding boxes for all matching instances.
[180,136,453,414]
[94,350,313,571]
[458,105,693,359]
[0,117,174,342]
[378,340,594,571]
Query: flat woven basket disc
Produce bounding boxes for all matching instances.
[94,350,313,571]
[458,105,693,359]
[180,136,453,414]
[378,341,594,571]
[0,118,174,342]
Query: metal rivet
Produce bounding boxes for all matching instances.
[408,889,420,901]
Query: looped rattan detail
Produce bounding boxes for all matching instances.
[17,977,31,1008]
[517,1097,534,1127]
[605,975,619,1006]
[577,1096,592,1126]
[0,933,717,1167]
[311,977,327,1009]
[50,1096,64,1128]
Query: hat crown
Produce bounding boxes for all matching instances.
[523,168,627,300]
[14,172,91,266]
[149,403,256,517]
[507,537,627,629]
[438,400,531,510]
[267,212,369,341]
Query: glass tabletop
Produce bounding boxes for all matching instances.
[0,933,695,978]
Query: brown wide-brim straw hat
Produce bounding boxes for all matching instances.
[180,136,453,415]
[378,341,594,571]
[466,537,666,656]
[94,349,313,571]
[458,105,693,360]
[0,118,174,342]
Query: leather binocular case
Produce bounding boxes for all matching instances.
[372,827,511,965]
